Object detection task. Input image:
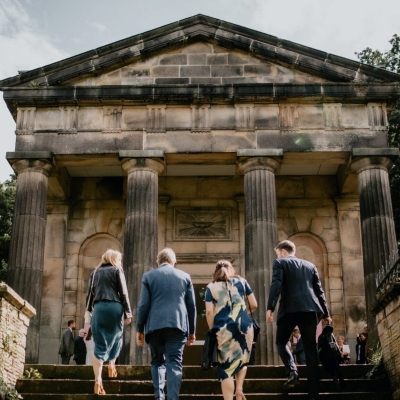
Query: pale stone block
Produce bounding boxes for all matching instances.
[310,218,324,236]
[197,177,236,198]
[207,54,228,65]
[68,230,87,244]
[35,108,60,130]
[64,290,77,304]
[159,54,187,65]
[122,107,147,130]
[331,303,344,314]
[42,262,65,297]
[298,105,323,127]
[67,241,81,255]
[316,207,337,217]
[66,253,79,266]
[320,228,339,242]
[341,105,369,128]
[188,54,207,65]
[168,242,207,253]
[328,252,341,265]
[210,106,235,129]
[189,199,219,207]
[78,107,103,130]
[71,209,90,219]
[83,219,97,237]
[228,52,260,64]
[331,314,345,329]
[65,265,78,279]
[277,218,298,237]
[325,241,340,252]
[63,302,77,316]
[330,289,344,303]
[206,242,239,254]
[329,277,343,290]
[323,218,338,230]
[65,278,77,291]
[277,208,289,218]
[291,215,311,232]
[328,266,342,278]
[166,107,191,129]
[108,218,123,237]
[94,209,114,233]
[163,177,197,198]
[182,42,213,53]
[278,229,288,241]
[69,219,85,230]
[112,209,126,219]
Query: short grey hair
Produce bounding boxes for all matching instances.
[157,248,176,266]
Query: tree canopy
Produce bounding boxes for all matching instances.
[356,34,400,248]
[0,174,16,282]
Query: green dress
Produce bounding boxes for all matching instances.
[205,277,254,381]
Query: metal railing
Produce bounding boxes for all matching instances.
[375,249,400,297]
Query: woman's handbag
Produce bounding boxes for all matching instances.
[200,330,218,370]
[246,293,260,365]
[84,269,96,324]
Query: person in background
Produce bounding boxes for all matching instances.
[86,249,132,395]
[336,335,350,364]
[74,329,87,365]
[136,248,196,400]
[292,328,306,365]
[85,327,95,366]
[59,320,76,365]
[205,260,257,400]
[356,333,367,364]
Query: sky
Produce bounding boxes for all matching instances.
[0,0,399,182]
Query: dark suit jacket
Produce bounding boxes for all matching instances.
[58,328,74,357]
[267,255,329,323]
[136,263,197,341]
[74,336,87,365]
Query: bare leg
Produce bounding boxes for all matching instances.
[221,377,235,400]
[92,355,103,382]
[234,367,247,400]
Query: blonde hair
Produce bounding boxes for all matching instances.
[213,260,235,282]
[157,248,176,266]
[97,249,122,269]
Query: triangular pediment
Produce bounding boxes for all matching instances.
[1,14,400,89]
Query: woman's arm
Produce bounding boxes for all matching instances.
[205,301,215,329]
[247,293,258,313]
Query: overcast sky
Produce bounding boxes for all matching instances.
[0,0,399,182]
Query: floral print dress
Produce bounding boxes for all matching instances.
[205,277,254,381]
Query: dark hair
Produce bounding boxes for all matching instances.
[213,260,234,282]
[67,320,75,327]
[274,240,296,254]
[86,327,92,341]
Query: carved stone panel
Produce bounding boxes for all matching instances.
[16,107,36,135]
[103,106,122,133]
[279,104,299,132]
[59,106,78,134]
[235,104,254,132]
[147,105,166,133]
[323,103,343,131]
[174,207,231,241]
[191,104,210,132]
[367,103,388,130]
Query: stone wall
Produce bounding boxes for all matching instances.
[0,283,35,386]
[375,285,400,399]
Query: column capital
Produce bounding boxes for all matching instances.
[121,157,165,175]
[237,156,282,174]
[349,148,399,174]
[9,158,54,176]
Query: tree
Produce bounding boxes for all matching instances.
[0,174,16,282]
[356,34,400,249]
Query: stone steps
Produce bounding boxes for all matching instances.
[16,364,392,399]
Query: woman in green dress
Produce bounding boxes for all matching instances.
[205,260,258,400]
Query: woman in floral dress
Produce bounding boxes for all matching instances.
[205,260,258,400]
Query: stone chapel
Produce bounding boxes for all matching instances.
[0,15,399,365]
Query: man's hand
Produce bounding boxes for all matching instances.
[266,310,274,324]
[186,334,196,346]
[324,316,333,325]
[124,318,132,326]
[136,332,144,347]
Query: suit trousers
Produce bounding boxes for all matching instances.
[276,312,320,398]
[61,355,71,365]
[147,328,187,400]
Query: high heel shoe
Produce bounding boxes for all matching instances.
[108,364,117,378]
[94,382,106,395]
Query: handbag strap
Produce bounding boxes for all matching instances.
[240,278,254,318]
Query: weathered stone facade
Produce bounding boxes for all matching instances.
[0,283,35,385]
[0,15,399,365]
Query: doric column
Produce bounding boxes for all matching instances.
[6,152,54,363]
[350,148,399,349]
[119,150,164,364]
[237,149,282,365]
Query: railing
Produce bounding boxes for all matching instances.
[375,250,400,297]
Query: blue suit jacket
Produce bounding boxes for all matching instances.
[136,263,197,340]
[267,255,330,323]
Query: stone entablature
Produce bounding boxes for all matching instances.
[0,283,36,386]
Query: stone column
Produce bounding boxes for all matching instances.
[119,150,164,364]
[6,153,54,363]
[350,148,399,349]
[237,149,282,365]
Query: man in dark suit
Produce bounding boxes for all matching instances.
[58,319,76,364]
[267,240,332,400]
[136,248,196,400]
[73,329,87,365]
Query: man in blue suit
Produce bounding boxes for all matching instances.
[267,240,332,400]
[136,248,196,400]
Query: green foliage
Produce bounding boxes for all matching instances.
[356,35,400,249]
[355,34,400,73]
[0,175,16,282]
[365,343,387,380]
[22,368,42,380]
[0,377,22,400]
